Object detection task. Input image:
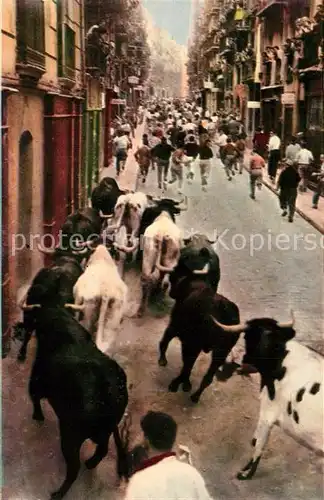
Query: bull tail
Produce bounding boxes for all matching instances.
[96,296,119,352]
[113,412,132,480]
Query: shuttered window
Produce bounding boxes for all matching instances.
[16,0,45,66]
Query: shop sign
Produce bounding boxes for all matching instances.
[281,93,295,105]
[111,99,126,105]
[128,76,139,85]
[204,81,213,89]
[247,101,261,108]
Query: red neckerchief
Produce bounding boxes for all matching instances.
[134,452,176,474]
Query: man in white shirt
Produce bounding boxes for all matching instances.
[295,141,314,192]
[285,136,301,162]
[124,411,213,500]
[267,130,281,182]
[183,119,197,133]
[113,130,131,176]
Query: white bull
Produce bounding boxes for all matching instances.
[71,245,128,354]
[106,192,149,258]
[138,210,183,317]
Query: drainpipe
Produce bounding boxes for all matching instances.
[80,0,86,208]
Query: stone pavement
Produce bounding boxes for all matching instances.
[243,150,324,234]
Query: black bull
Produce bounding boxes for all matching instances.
[14,254,83,362]
[28,306,129,499]
[159,275,240,403]
[91,177,127,215]
[170,233,220,293]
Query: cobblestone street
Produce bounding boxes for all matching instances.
[3,151,323,500]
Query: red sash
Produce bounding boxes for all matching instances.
[134,452,176,474]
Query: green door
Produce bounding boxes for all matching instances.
[85,109,102,201]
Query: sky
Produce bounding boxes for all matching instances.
[143,0,193,46]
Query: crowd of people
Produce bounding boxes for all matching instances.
[111,98,324,223]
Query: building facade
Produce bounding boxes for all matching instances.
[1,0,150,356]
[187,0,323,151]
[1,0,85,355]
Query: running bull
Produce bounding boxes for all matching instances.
[175,233,220,292]
[212,312,324,480]
[14,251,84,362]
[25,296,129,499]
[37,208,103,257]
[158,269,241,403]
[137,196,188,317]
[106,192,149,260]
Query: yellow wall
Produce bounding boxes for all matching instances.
[2,0,84,90]
[7,91,44,300]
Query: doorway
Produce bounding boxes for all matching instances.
[17,131,33,286]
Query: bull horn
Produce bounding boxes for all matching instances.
[147,194,161,202]
[21,302,41,310]
[37,242,56,254]
[210,315,246,334]
[208,237,217,244]
[99,211,114,219]
[278,309,295,329]
[113,239,139,254]
[64,303,86,311]
[156,262,175,273]
[193,263,209,275]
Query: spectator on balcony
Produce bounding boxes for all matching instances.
[267,130,281,182]
[312,154,324,209]
[253,126,268,158]
[295,141,314,192]
[285,136,301,163]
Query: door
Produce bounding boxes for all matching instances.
[2,113,11,356]
[17,131,33,286]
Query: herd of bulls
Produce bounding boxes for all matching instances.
[14,176,324,499]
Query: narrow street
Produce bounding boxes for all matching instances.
[3,152,323,500]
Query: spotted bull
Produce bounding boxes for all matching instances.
[137,197,188,317]
[212,312,324,479]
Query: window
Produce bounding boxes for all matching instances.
[307,97,323,131]
[57,0,76,81]
[58,23,76,80]
[16,0,45,67]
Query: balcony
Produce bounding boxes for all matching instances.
[16,46,46,81]
[256,1,287,17]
